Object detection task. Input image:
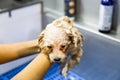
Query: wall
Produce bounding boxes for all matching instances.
[43,0,120,40]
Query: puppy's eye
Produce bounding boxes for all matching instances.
[47,45,52,49]
[61,45,66,48]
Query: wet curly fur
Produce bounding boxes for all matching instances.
[38,16,84,77]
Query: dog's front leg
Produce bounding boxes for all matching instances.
[61,49,82,77]
[61,59,78,78]
[61,63,69,78]
[68,48,82,68]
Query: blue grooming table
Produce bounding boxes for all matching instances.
[0,62,85,80]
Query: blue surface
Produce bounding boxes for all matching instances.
[0,62,85,80]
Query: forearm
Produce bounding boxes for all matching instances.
[0,39,39,64]
[11,53,53,80]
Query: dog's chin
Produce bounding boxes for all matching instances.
[49,58,65,63]
[54,60,61,63]
[49,59,61,63]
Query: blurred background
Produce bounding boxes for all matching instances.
[0,0,120,80]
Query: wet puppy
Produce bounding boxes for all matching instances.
[38,16,84,77]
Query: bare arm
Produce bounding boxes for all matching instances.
[0,39,39,64]
[11,53,53,80]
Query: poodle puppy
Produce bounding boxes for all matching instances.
[38,16,84,77]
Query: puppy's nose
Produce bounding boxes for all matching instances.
[54,58,61,62]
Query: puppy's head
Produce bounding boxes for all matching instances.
[38,16,84,62]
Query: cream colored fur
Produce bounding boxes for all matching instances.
[38,16,84,77]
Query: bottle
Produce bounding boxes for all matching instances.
[99,0,114,33]
[64,0,75,20]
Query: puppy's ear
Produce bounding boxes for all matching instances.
[38,30,45,51]
[68,28,84,47]
[78,33,84,47]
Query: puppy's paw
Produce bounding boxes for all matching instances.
[61,67,68,78]
[62,70,68,78]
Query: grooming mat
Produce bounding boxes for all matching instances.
[0,62,85,80]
